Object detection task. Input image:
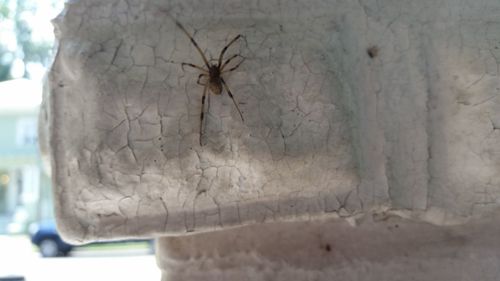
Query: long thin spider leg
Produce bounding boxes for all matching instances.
[207,85,211,115]
[197,74,207,86]
[175,20,211,68]
[220,78,244,122]
[220,54,244,71]
[221,55,245,73]
[218,34,243,68]
[199,84,209,146]
[181,62,208,73]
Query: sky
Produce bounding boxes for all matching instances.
[0,78,42,112]
[0,1,64,111]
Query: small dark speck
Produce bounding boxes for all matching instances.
[158,137,162,140]
[325,244,331,252]
[395,224,399,228]
[367,45,379,58]
[279,24,284,32]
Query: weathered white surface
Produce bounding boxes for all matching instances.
[157,214,500,281]
[42,0,500,243]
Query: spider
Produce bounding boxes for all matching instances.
[174,20,245,146]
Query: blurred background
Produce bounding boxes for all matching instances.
[0,1,160,280]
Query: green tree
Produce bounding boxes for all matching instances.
[0,0,60,82]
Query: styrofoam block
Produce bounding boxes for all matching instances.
[40,0,500,243]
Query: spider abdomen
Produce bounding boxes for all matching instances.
[209,80,223,95]
[209,65,223,95]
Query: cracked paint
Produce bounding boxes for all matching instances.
[40,0,500,243]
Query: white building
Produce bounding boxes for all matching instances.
[0,78,51,233]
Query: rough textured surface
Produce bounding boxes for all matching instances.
[156,214,500,281]
[42,0,500,243]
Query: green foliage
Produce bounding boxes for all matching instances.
[0,63,11,82]
[0,0,9,19]
[0,0,60,82]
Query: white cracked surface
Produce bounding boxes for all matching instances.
[156,214,500,281]
[41,0,500,243]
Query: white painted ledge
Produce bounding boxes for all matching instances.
[156,215,500,281]
[41,0,500,246]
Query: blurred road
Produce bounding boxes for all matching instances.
[0,235,161,281]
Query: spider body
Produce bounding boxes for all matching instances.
[175,20,245,145]
[208,65,223,95]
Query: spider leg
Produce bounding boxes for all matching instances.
[220,78,244,122]
[199,83,209,146]
[220,54,245,72]
[221,55,245,73]
[218,34,244,68]
[197,74,207,86]
[181,62,208,73]
[175,20,211,68]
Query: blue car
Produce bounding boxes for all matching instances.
[29,219,155,258]
[29,220,73,257]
